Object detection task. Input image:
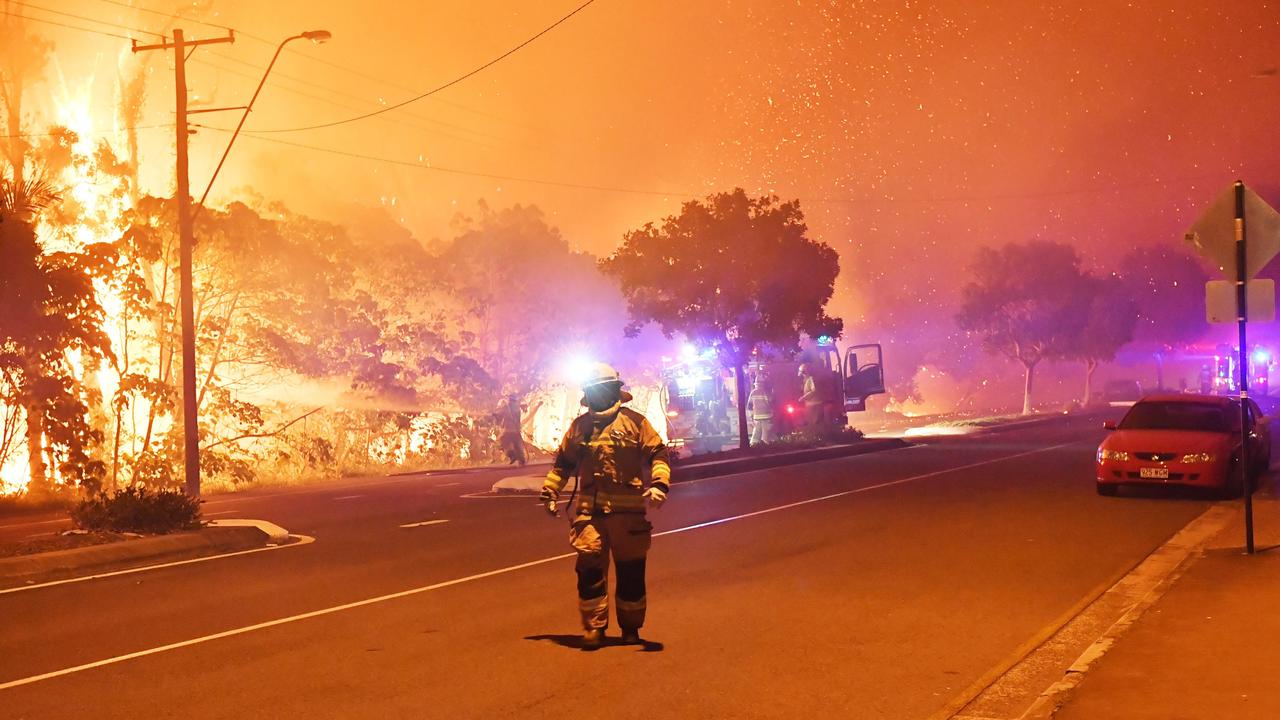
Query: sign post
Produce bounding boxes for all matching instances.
[1233,182,1255,555]
[1186,181,1280,554]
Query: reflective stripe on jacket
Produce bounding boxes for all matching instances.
[747,389,773,420]
[543,406,670,515]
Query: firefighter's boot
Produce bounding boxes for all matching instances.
[582,628,605,649]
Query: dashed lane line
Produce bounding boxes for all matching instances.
[0,441,1078,691]
[399,520,450,528]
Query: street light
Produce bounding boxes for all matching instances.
[196,30,333,208]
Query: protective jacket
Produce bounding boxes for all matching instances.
[747,387,773,420]
[543,403,671,515]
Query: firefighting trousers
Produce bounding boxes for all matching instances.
[569,512,652,631]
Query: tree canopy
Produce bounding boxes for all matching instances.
[956,240,1092,414]
[433,201,631,394]
[602,188,842,447]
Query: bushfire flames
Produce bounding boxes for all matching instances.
[1,73,133,494]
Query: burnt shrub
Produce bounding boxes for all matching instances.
[71,487,202,534]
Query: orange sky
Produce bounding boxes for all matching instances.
[12,0,1280,343]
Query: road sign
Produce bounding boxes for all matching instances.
[1206,279,1276,323]
[1184,184,1280,279]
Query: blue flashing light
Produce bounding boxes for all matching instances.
[1253,349,1271,365]
[817,335,833,346]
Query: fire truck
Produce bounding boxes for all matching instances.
[660,338,886,453]
[1200,345,1272,396]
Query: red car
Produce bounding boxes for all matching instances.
[1095,394,1271,497]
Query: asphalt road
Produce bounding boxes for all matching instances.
[0,416,1215,719]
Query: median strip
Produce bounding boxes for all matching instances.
[0,534,314,596]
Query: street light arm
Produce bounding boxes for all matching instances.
[194,33,311,214]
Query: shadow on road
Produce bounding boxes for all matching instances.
[524,633,665,653]
[1111,485,1225,502]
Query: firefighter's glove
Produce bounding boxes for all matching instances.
[642,486,668,509]
[539,487,559,516]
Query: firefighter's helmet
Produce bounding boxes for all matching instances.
[581,362,622,389]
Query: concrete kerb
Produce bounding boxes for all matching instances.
[0,524,273,586]
[208,518,291,544]
[489,437,911,494]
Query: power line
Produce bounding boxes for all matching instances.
[94,0,232,32]
[97,0,536,134]
[185,56,496,149]
[250,0,599,133]
[195,51,503,143]
[192,123,693,198]
[0,9,133,41]
[186,126,1243,206]
[10,0,164,38]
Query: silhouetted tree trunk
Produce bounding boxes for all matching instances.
[25,402,46,494]
[733,362,749,449]
[1022,360,1036,416]
[1083,358,1098,407]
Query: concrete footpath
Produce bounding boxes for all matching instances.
[1048,484,1280,720]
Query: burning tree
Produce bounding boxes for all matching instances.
[0,12,52,184]
[602,188,843,449]
[0,177,114,496]
[956,240,1092,415]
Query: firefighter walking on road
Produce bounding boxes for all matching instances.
[540,363,671,648]
[496,393,527,466]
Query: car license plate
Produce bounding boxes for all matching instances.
[1139,467,1170,479]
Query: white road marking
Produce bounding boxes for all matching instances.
[657,442,1080,537]
[0,548,575,692]
[0,518,68,530]
[0,535,316,597]
[203,510,237,516]
[0,442,1076,691]
[333,495,364,501]
[436,482,462,488]
[399,520,450,528]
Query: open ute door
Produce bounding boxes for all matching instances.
[843,343,885,412]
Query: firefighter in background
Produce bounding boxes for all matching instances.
[540,363,671,648]
[496,394,527,466]
[747,376,774,444]
[798,363,823,427]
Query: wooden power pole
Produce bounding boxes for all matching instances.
[132,29,235,497]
